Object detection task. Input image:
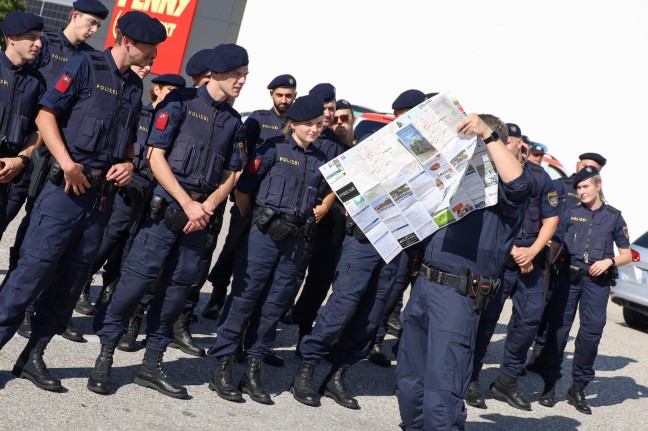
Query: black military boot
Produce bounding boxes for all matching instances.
[12,338,62,391]
[87,344,115,394]
[465,380,487,409]
[94,281,117,310]
[117,304,145,352]
[566,384,592,415]
[74,278,95,316]
[17,310,33,339]
[239,356,272,404]
[367,343,391,367]
[538,383,556,408]
[169,310,205,357]
[290,363,320,407]
[61,321,86,343]
[525,344,544,374]
[209,354,243,402]
[320,364,360,410]
[490,374,531,411]
[134,349,188,399]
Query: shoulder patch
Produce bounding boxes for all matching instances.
[246,157,262,174]
[623,226,629,238]
[155,112,170,130]
[548,191,558,207]
[54,74,73,93]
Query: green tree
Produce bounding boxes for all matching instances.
[1,0,27,51]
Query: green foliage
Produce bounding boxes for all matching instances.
[1,0,27,51]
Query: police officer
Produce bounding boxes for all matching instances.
[90,43,247,398]
[208,95,332,405]
[535,166,630,413]
[0,11,164,393]
[397,113,533,430]
[74,73,186,317]
[185,48,213,87]
[0,12,46,229]
[467,122,559,410]
[527,142,545,165]
[330,98,356,147]
[202,74,297,322]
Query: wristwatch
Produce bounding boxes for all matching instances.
[611,257,616,266]
[483,131,499,145]
[17,155,30,167]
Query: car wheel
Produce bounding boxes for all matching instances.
[623,307,648,331]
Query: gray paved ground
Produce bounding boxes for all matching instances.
[0,206,646,430]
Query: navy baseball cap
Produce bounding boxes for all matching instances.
[1,11,44,36]
[530,144,545,154]
[309,83,336,102]
[117,11,167,45]
[521,135,530,144]
[185,49,212,76]
[579,152,607,167]
[392,89,425,110]
[267,74,296,90]
[210,43,249,73]
[286,95,324,121]
[73,0,109,20]
[152,74,186,88]
[425,92,439,99]
[573,165,600,188]
[336,99,353,110]
[506,123,522,138]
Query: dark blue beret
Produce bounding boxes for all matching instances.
[0,11,44,36]
[185,49,212,76]
[286,95,324,122]
[336,99,352,110]
[152,74,186,88]
[579,152,607,167]
[309,83,336,102]
[267,74,296,89]
[210,43,249,73]
[117,11,167,45]
[425,92,439,100]
[73,0,109,20]
[392,89,425,110]
[506,123,522,138]
[573,165,600,188]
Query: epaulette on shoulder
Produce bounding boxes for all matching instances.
[605,205,621,215]
[570,203,582,210]
[255,109,271,117]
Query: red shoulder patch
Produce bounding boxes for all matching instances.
[155,111,170,130]
[54,74,73,93]
[246,157,262,174]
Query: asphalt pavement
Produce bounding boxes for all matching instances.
[0,206,646,431]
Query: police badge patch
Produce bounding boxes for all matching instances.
[548,191,558,207]
[624,226,629,238]
[155,112,169,130]
[54,74,73,93]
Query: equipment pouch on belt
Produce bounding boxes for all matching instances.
[608,265,619,287]
[164,207,189,233]
[28,148,51,198]
[407,245,423,284]
[149,194,166,222]
[126,183,151,235]
[47,159,63,186]
[569,265,582,283]
[302,216,315,241]
[473,275,500,312]
[268,218,294,241]
[254,206,277,231]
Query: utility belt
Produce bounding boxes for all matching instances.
[148,192,219,233]
[505,249,546,271]
[48,160,116,211]
[253,206,315,242]
[569,264,618,286]
[345,218,368,242]
[419,263,501,312]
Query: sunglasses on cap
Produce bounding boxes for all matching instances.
[333,114,351,123]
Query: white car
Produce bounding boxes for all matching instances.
[610,231,648,330]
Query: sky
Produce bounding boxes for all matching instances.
[235,0,645,240]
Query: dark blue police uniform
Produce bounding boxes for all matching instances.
[397,170,532,431]
[472,162,558,382]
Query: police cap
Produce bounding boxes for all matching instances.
[579,152,607,167]
[506,123,522,138]
[73,0,109,20]
[152,74,186,88]
[286,95,324,122]
[185,49,212,76]
[572,165,600,188]
[117,11,167,45]
[267,74,296,90]
[530,144,545,154]
[210,43,249,73]
[0,11,44,36]
[392,89,425,110]
[521,135,530,144]
[309,83,336,102]
[336,99,352,110]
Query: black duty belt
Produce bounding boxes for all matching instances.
[189,190,210,203]
[280,213,305,225]
[420,263,478,299]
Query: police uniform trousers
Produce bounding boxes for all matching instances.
[299,234,395,365]
[533,263,562,347]
[291,210,345,334]
[472,264,545,380]
[374,250,409,344]
[0,180,114,347]
[396,275,479,431]
[94,215,209,351]
[538,270,609,388]
[208,223,306,359]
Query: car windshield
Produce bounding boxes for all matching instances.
[634,231,648,248]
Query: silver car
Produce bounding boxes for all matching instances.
[610,231,648,330]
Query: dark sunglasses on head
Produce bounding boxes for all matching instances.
[333,114,351,123]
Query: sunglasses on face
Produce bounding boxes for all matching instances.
[333,114,351,123]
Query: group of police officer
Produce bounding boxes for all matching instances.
[0,3,632,430]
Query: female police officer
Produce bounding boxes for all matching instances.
[537,166,631,413]
[208,95,332,405]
